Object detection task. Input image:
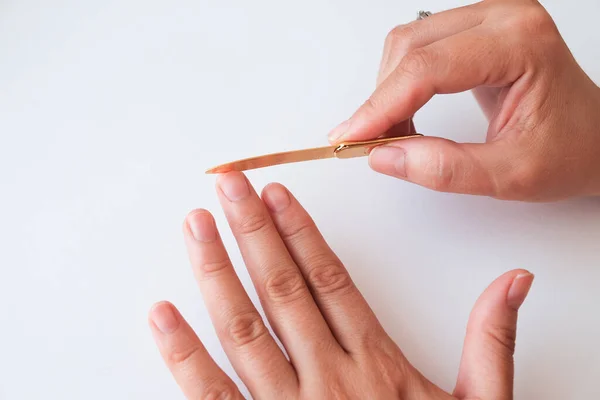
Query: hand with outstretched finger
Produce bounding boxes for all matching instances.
[149,172,533,400]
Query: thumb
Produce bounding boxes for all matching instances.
[368,136,510,197]
[453,269,535,400]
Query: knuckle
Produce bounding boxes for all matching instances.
[428,169,454,192]
[504,4,559,42]
[202,378,239,400]
[398,47,432,78]
[166,343,202,365]
[421,151,455,192]
[369,339,411,389]
[224,311,268,348]
[386,23,417,55]
[498,161,545,200]
[280,220,313,243]
[484,323,517,356]
[361,97,395,129]
[236,212,270,235]
[307,258,353,296]
[264,269,307,304]
[385,24,402,43]
[521,5,557,36]
[362,96,380,114]
[199,258,231,278]
[324,379,347,399]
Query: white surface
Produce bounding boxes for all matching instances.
[1,1,599,399]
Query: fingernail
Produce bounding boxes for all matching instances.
[507,272,534,310]
[328,119,351,142]
[263,183,291,212]
[369,145,407,177]
[187,210,217,242]
[151,302,180,334]
[218,172,250,202]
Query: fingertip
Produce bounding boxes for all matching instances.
[216,171,251,202]
[487,268,533,292]
[507,270,535,310]
[184,209,217,243]
[184,208,213,223]
[510,268,532,276]
[261,182,286,195]
[327,120,352,143]
[490,268,531,285]
[149,300,173,318]
[455,269,533,398]
[149,301,181,334]
[261,183,291,213]
[215,171,246,186]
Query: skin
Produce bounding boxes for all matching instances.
[147,0,600,397]
[329,0,600,201]
[149,172,533,400]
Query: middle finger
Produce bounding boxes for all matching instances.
[215,172,342,367]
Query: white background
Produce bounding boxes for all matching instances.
[1,0,599,399]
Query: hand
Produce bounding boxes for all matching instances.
[328,0,600,202]
[149,172,534,399]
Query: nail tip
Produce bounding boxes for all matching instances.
[149,300,171,315]
[515,271,535,280]
[186,208,211,221]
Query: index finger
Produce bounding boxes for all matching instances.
[329,26,522,143]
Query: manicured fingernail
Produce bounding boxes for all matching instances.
[328,119,351,142]
[507,272,534,310]
[369,145,406,177]
[263,184,291,212]
[218,172,250,202]
[187,210,217,242]
[151,302,180,334]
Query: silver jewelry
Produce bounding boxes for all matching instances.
[417,10,432,20]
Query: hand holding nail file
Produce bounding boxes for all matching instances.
[205,134,423,174]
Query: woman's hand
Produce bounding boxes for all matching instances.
[149,172,534,399]
[328,0,600,202]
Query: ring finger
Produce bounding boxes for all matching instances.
[149,301,244,400]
